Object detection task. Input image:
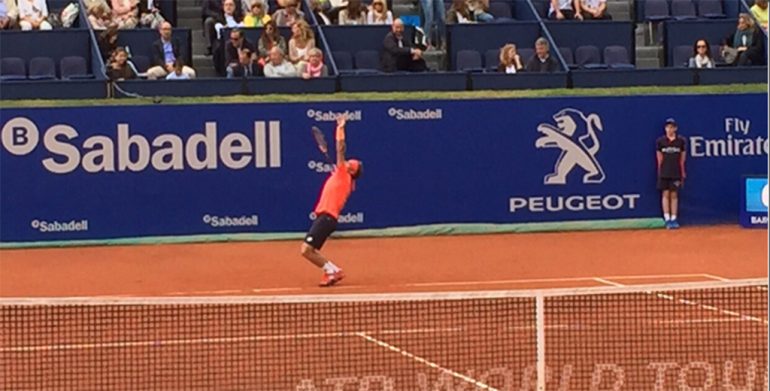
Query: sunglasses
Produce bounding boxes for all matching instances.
[697,45,707,48]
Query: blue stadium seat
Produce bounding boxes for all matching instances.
[558,46,574,66]
[488,2,513,19]
[60,56,92,79]
[354,50,380,71]
[697,0,726,18]
[575,45,606,69]
[333,51,354,71]
[456,49,483,71]
[673,45,692,67]
[603,46,635,69]
[518,48,535,63]
[671,0,698,20]
[711,44,725,64]
[28,57,56,80]
[0,57,26,80]
[645,0,671,21]
[485,49,499,70]
[131,55,151,73]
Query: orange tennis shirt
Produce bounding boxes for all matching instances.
[314,164,353,219]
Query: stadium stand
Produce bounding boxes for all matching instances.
[0,0,766,99]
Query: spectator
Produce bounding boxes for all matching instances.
[215,0,244,40]
[288,19,315,64]
[241,0,268,16]
[166,59,192,80]
[722,13,766,66]
[446,0,473,24]
[257,20,287,65]
[688,39,714,68]
[497,43,523,73]
[468,0,493,23]
[420,0,446,47]
[88,3,112,29]
[264,46,297,77]
[338,0,365,24]
[203,0,243,55]
[147,22,197,79]
[272,0,304,26]
[111,0,139,29]
[526,37,559,72]
[549,0,582,20]
[309,0,331,25]
[381,18,428,72]
[1,0,19,30]
[367,0,392,24]
[98,25,119,61]
[579,0,610,20]
[138,0,165,29]
[243,0,270,27]
[228,47,263,77]
[107,47,137,80]
[751,0,768,31]
[298,47,328,78]
[18,0,52,30]
[226,28,256,74]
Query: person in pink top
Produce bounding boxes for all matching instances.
[300,115,363,287]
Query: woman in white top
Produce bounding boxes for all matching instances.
[111,0,139,29]
[688,39,715,69]
[338,0,366,24]
[497,43,523,74]
[18,0,52,30]
[366,0,392,24]
[289,19,316,64]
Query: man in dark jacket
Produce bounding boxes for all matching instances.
[525,37,560,73]
[227,47,264,78]
[380,18,428,72]
[146,22,197,79]
[202,0,243,55]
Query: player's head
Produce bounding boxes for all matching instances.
[347,159,363,180]
[664,118,678,135]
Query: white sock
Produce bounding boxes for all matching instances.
[323,261,340,274]
[664,213,671,221]
[671,215,677,221]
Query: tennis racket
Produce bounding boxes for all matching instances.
[311,126,332,163]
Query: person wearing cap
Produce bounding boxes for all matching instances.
[300,114,363,287]
[656,118,687,229]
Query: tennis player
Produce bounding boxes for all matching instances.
[656,118,687,229]
[301,115,363,287]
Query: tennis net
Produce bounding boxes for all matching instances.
[1,279,767,391]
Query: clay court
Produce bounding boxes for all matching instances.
[1,225,767,390]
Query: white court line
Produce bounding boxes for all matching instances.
[356,332,499,391]
[701,274,732,282]
[598,278,768,325]
[593,277,625,287]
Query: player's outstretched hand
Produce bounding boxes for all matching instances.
[337,113,348,128]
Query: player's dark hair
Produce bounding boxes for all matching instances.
[352,162,363,180]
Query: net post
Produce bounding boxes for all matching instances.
[536,292,546,391]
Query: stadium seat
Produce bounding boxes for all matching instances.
[60,56,92,79]
[603,46,635,69]
[518,48,535,63]
[644,0,671,21]
[697,0,726,18]
[673,45,692,67]
[711,44,725,64]
[485,49,499,70]
[488,2,513,19]
[558,47,574,67]
[671,0,697,20]
[333,51,354,71]
[28,57,56,80]
[575,45,606,69]
[130,55,151,73]
[456,50,483,71]
[0,57,26,81]
[531,0,548,17]
[354,50,380,71]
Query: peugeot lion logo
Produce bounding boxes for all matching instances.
[535,108,606,185]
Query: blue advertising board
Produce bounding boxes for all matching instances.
[741,176,769,228]
[1,93,767,243]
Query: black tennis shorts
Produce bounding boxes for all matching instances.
[304,213,338,250]
[657,177,683,191]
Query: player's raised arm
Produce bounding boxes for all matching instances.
[335,115,347,167]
